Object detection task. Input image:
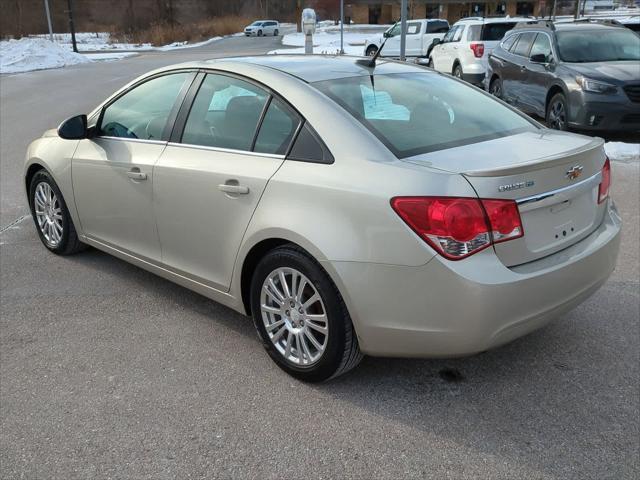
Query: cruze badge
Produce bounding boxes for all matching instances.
[566,165,584,180]
[499,180,535,192]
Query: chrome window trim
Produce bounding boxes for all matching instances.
[167,141,285,159]
[95,136,167,146]
[516,171,602,212]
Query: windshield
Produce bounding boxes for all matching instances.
[251,21,263,26]
[313,73,536,158]
[556,29,640,62]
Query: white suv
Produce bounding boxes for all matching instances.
[428,16,531,85]
[244,20,280,37]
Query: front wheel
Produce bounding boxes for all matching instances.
[250,245,362,382]
[29,169,85,255]
[546,92,568,131]
[257,30,263,37]
[274,29,279,36]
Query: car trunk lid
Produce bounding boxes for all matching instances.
[402,130,608,266]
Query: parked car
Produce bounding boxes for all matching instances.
[244,20,280,36]
[363,19,449,58]
[428,16,532,85]
[25,56,620,381]
[486,19,640,132]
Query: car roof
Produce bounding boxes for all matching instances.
[196,55,428,83]
[455,16,532,24]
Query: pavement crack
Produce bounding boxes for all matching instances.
[0,214,29,234]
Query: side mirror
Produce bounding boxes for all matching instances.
[58,114,88,140]
[383,31,390,38]
[530,53,548,64]
[432,38,441,46]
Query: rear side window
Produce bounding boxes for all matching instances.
[287,123,333,164]
[501,33,518,51]
[427,21,449,33]
[99,73,190,140]
[512,32,536,56]
[407,22,421,34]
[254,98,301,155]
[181,74,268,151]
[314,73,535,158]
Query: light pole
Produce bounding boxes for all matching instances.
[43,0,54,42]
[400,0,408,61]
[67,0,78,53]
[340,0,344,54]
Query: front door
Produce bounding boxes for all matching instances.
[153,73,302,291]
[72,72,193,261]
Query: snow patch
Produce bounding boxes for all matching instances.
[605,142,640,162]
[271,24,388,56]
[1,38,90,74]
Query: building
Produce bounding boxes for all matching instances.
[345,0,552,24]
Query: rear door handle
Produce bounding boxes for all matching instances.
[127,168,147,181]
[218,183,249,195]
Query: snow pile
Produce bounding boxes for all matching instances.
[605,142,640,162]
[270,24,388,55]
[0,38,90,74]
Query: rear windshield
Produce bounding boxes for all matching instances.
[467,22,518,41]
[556,29,640,62]
[313,73,536,158]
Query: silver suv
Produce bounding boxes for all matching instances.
[429,16,531,85]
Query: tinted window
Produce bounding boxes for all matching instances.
[427,21,449,33]
[254,98,301,155]
[288,123,333,164]
[501,33,518,51]
[314,73,535,158]
[481,22,517,40]
[556,29,640,62]
[512,32,536,56]
[182,74,268,151]
[529,33,552,59]
[99,73,189,140]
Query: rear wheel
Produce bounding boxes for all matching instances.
[365,45,378,57]
[547,92,568,131]
[29,169,85,255]
[250,245,362,382]
[489,77,503,98]
[453,63,463,79]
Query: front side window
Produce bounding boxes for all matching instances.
[254,98,301,155]
[181,74,268,151]
[512,32,536,57]
[386,22,401,37]
[99,73,190,140]
[314,73,536,158]
[529,33,552,60]
[556,29,640,62]
[452,25,465,42]
[442,26,457,42]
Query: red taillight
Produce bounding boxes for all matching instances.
[598,157,611,204]
[391,196,523,260]
[470,42,485,58]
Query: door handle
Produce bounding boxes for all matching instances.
[127,168,147,181]
[218,183,249,195]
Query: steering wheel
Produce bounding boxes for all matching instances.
[102,122,138,139]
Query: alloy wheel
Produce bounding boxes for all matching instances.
[260,267,329,366]
[33,182,63,247]
[548,99,566,130]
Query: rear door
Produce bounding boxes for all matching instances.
[522,32,555,116]
[406,21,423,56]
[507,31,537,109]
[153,72,301,291]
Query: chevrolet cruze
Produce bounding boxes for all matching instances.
[25,56,621,381]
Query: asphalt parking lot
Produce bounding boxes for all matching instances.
[1,34,639,479]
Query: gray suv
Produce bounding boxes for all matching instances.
[486,20,640,133]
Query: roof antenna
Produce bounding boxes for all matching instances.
[357,36,388,68]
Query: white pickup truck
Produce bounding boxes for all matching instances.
[363,19,450,58]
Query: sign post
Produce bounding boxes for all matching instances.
[400,0,408,61]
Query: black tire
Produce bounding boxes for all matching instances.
[250,245,362,382]
[427,57,434,68]
[489,76,503,98]
[365,45,378,57]
[453,63,463,79]
[274,29,279,36]
[257,30,263,37]
[29,169,86,255]
[546,92,568,131]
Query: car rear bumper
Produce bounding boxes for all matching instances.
[326,200,621,358]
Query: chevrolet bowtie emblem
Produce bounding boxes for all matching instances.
[566,165,584,180]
